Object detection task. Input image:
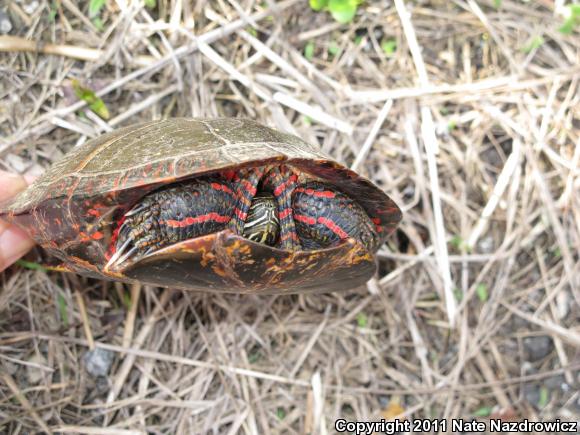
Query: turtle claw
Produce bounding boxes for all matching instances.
[124,203,148,217]
[116,246,138,267]
[105,237,134,270]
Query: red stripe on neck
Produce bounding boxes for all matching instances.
[317,217,349,239]
[278,208,292,220]
[210,182,234,195]
[273,174,297,196]
[166,213,231,228]
[294,187,335,198]
[294,214,316,225]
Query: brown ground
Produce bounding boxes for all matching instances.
[1,0,579,433]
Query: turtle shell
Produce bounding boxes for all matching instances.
[1,118,401,294]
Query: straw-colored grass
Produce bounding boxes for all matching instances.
[1,0,579,432]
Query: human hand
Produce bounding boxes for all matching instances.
[0,171,35,272]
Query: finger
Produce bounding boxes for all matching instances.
[0,170,35,271]
[0,170,28,203]
[0,224,35,272]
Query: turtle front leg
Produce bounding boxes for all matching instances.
[292,182,379,252]
[227,167,264,235]
[107,178,237,269]
[263,166,300,250]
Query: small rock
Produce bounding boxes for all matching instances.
[26,353,48,385]
[556,290,570,320]
[22,1,39,15]
[0,11,12,34]
[95,375,110,395]
[523,335,553,362]
[544,374,567,391]
[522,382,544,408]
[477,236,494,254]
[84,348,114,377]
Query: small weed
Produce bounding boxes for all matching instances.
[356,312,368,328]
[522,35,544,53]
[309,0,361,24]
[559,4,580,34]
[72,80,110,120]
[380,38,396,56]
[304,41,315,60]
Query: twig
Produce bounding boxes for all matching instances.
[351,100,393,172]
[0,36,155,66]
[1,372,53,434]
[75,290,94,351]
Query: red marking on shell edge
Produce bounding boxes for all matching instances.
[279,208,292,220]
[317,217,349,239]
[222,170,236,181]
[78,232,91,243]
[166,213,231,228]
[109,214,127,257]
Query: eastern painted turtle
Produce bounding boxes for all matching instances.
[0,118,401,293]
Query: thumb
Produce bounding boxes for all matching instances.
[0,170,29,203]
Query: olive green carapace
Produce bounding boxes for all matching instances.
[0,118,402,293]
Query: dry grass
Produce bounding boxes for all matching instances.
[1,0,579,433]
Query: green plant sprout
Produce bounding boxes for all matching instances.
[522,35,544,53]
[559,4,580,34]
[309,0,361,24]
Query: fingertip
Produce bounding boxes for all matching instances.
[0,225,35,272]
[0,170,29,202]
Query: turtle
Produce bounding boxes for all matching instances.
[0,118,401,294]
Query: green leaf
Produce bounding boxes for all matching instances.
[276,407,286,419]
[354,35,363,45]
[49,1,58,21]
[447,120,457,131]
[476,283,488,302]
[92,17,104,31]
[304,41,315,60]
[356,312,368,328]
[450,235,463,249]
[453,288,463,302]
[89,0,106,18]
[247,26,258,37]
[559,4,580,34]
[328,42,340,56]
[473,406,492,417]
[144,0,156,8]
[248,353,260,363]
[522,35,544,53]
[309,0,328,11]
[72,80,110,120]
[15,259,48,271]
[538,386,549,408]
[328,0,358,24]
[58,293,69,327]
[380,39,396,56]
[123,290,132,310]
[303,115,313,125]
[493,0,501,8]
